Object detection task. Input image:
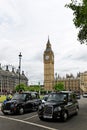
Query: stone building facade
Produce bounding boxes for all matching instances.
[80,71,87,92]
[0,64,28,93]
[55,73,81,92]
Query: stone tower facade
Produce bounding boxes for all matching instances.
[43,38,54,91]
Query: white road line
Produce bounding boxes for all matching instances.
[0,115,59,130]
[23,114,38,120]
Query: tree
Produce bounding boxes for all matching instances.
[15,83,27,92]
[66,0,87,44]
[54,82,65,91]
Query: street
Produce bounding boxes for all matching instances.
[0,96,87,130]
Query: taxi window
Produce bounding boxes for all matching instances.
[31,93,36,99]
[68,93,76,101]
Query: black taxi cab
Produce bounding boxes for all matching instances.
[38,91,79,121]
[1,91,41,115]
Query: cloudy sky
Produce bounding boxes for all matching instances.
[0,0,87,85]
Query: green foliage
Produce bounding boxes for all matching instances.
[54,82,65,91]
[66,0,87,44]
[15,83,27,92]
[27,85,41,92]
[15,84,46,94]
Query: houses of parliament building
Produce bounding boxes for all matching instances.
[0,64,28,93]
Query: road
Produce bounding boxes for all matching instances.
[0,96,87,130]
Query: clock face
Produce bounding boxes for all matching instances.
[45,55,49,60]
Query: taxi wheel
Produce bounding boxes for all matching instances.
[75,107,79,115]
[19,107,24,115]
[39,116,44,120]
[61,111,68,122]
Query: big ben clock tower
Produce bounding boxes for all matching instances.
[43,37,54,91]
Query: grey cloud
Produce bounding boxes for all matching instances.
[72,54,87,62]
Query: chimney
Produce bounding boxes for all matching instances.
[12,67,14,73]
[16,69,19,73]
[6,65,9,71]
[22,71,24,75]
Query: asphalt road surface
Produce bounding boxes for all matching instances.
[0,96,87,130]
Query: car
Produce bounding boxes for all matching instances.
[74,91,81,99]
[1,91,42,115]
[76,93,81,99]
[42,95,49,103]
[83,93,87,98]
[38,91,79,121]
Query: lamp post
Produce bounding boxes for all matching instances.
[18,52,22,88]
[55,73,57,84]
[38,82,40,95]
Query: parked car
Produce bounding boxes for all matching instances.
[38,91,79,121]
[1,91,42,115]
[42,95,49,103]
[76,93,81,99]
[83,93,87,98]
[74,91,81,99]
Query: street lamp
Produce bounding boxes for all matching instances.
[18,52,22,88]
[38,82,40,95]
[55,73,57,84]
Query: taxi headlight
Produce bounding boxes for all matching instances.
[11,103,17,108]
[39,105,42,110]
[11,104,14,107]
[14,103,17,107]
[39,104,44,110]
[54,106,61,112]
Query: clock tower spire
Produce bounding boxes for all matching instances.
[43,37,54,91]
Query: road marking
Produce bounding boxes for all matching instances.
[23,114,38,120]
[0,115,59,130]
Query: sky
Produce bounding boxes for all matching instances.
[0,0,87,85]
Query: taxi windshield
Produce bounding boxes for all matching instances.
[12,93,26,101]
[47,93,67,102]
